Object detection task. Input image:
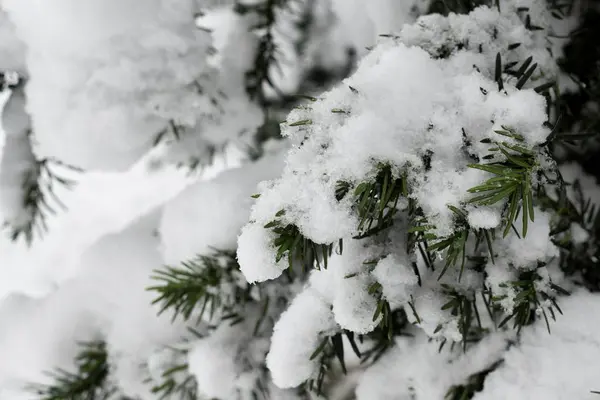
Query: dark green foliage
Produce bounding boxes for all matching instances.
[29,341,127,400]
[264,212,337,271]
[428,0,491,15]
[237,0,352,107]
[468,127,538,238]
[236,0,289,103]
[493,266,566,334]
[147,247,285,400]
[149,363,198,400]
[554,6,600,177]
[542,3,600,300]
[307,332,352,395]
[359,309,411,365]
[410,204,495,282]
[148,249,249,323]
[305,311,410,396]
[153,120,184,146]
[539,177,600,292]
[445,360,503,400]
[265,164,408,274]
[8,154,81,246]
[424,210,471,280]
[367,281,396,341]
[440,286,485,351]
[146,338,201,400]
[352,165,407,239]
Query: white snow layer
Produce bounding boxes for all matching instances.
[475,289,600,400]
[0,7,25,74]
[2,0,261,171]
[160,149,285,264]
[267,287,338,388]
[0,1,598,400]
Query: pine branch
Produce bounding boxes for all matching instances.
[29,340,126,400]
[7,156,81,245]
[148,249,248,323]
[306,331,359,396]
[538,175,600,291]
[352,164,407,239]
[439,286,487,351]
[141,328,204,400]
[364,276,401,342]
[151,119,218,172]
[467,127,538,238]
[359,308,410,366]
[150,363,198,400]
[236,0,290,103]
[409,205,495,282]
[306,312,410,396]
[492,266,566,334]
[265,214,337,272]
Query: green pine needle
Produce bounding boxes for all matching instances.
[150,363,198,400]
[468,129,538,238]
[238,0,290,103]
[493,269,565,334]
[147,249,244,323]
[266,216,336,271]
[29,340,123,400]
[413,205,472,281]
[440,288,484,352]
[306,331,364,395]
[353,164,406,239]
[9,157,80,246]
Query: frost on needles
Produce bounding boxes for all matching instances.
[238,2,571,391]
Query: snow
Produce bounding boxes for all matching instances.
[485,261,519,312]
[468,207,502,230]
[328,0,429,60]
[475,290,600,400]
[160,149,285,264]
[0,84,36,231]
[372,253,419,309]
[0,1,597,399]
[266,287,338,388]
[238,221,291,283]
[0,7,26,75]
[2,0,263,171]
[0,212,186,399]
[235,1,586,391]
[238,3,556,287]
[355,329,511,399]
[188,323,247,399]
[324,239,385,333]
[502,210,559,268]
[331,272,379,334]
[0,147,198,299]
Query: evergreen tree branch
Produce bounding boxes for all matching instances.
[29,340,127,400]
[148,249,248,323]
[4,154,82,246]
[236,0,290,103]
